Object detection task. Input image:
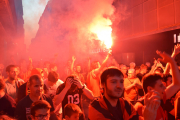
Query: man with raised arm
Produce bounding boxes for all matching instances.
[88,67,161,120]
[135,50,180,120]
[86,50,112,97]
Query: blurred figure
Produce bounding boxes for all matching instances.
[86,51,112,97]
[44,71,63,99]
[162,74,172,87]
[5,65,24,100]
[0,79,16,118]
[64,60,72,79]
[124,69,142,104]
[120,65,127,78]
[15,75,54,120]
[145,62,151,72]
[136,64,148,81]
[0,115,16,120]
[129,62,136,69]
[43,62,50,79]
[30,100,51,120]
[71,56,85,84]
[50,64,58,72]
[0,64,4,79]
[64,103,82,120]
[18,59,27,79]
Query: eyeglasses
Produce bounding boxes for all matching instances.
[35,113,50,120]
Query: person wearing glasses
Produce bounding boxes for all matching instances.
[30,100,51,120]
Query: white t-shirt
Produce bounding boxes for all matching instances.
[44,79,64,115]
[44,79,64,98]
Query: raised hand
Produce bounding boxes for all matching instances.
[172,44,180,56]
[65,78,74,89]
[108,50,112,56]
[72,56,76,62]
[73,77,83,89]
[143,90,161,120]
[156,50,173,63]
[29,57,32,63]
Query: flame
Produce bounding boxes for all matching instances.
[90,18,113,49]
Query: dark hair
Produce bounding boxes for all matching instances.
[142,74,163,94]
[30,100,51,117]
[64,103,82,117]
[140,64,148,70]
[48,71,58,83]
[163,74,172,83]
[6,65,17,72]
[29,75,42,86]
[100,67,124,85]
[0,79,5,90]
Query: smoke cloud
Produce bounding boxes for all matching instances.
[22,0,49,47]
[28,0,116,64]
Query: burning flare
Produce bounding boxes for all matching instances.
[90,17,113,49]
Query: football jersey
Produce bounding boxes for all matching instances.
[56,83,83,118]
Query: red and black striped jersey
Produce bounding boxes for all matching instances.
[88,96,141,120]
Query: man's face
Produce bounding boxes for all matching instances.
[151,79,166,99]
[8,67,18,80]
[32,108,50,120]
[121,66,127,75]
[104,75,124,99]
[141,68,147,74]
[29,79,44,97]
[76,66,81,73]
[130,64,135,69]
[66,113,79,120]
[128,70,135,79]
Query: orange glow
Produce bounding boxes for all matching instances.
[90,18,113,49]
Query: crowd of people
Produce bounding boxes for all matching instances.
[0,44,180,120]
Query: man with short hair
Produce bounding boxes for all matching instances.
[44,71,63,99]
[30,100,51,120]
[88,67,161,120]
[64,103,82,120]
[0,79,16,118]
[5,65,24,100]
[17,68,47,103]
[44,71,64,117]
[120,65,127,78]
[135,50,180,120]
[15,75,54,120]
